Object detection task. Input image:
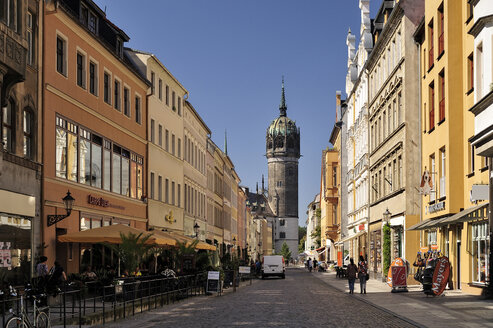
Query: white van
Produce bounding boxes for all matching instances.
[261,255,285,279]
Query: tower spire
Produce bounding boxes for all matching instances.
[279,76,287,117]
[224,129,228,155]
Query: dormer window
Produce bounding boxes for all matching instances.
[80,4,97,34]
[116,38,123,58]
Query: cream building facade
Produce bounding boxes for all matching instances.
[183,101,210,240]
[367,0,423,278]
[126,50,186,233]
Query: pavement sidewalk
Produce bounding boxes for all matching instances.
[312,269,493,328]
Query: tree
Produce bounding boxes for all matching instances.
[280,242,292,262]
[311,223,321,248]
[383,223,391,276]
[106,232,154,275]
[298,226,307,241]
[298,234,306,254]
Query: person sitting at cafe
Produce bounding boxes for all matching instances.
[82,265,97,280]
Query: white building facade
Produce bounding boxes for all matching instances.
[345,0,373,261]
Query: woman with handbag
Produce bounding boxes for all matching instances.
[358,255,368,294]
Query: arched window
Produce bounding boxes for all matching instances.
[2,98,15,153]
[23,108,34,159]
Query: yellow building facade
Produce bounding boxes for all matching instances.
[415,0,489,295]
[320,148,339,263]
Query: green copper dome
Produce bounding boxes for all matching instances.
[268,116,297,136]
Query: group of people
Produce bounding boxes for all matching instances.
[346,256,368,294]
[305,258,318,272]
[35,256,67,294]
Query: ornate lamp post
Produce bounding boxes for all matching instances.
[383,208,392,223]
[193,222,200,238]
[47,191,75,226]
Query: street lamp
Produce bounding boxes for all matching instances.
[47,190,75,226]
[193,222,200,238]
[383,208,391,223]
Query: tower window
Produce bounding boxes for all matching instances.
[280,219,285,226]
[280,232,286,239]
[276,181,282,187]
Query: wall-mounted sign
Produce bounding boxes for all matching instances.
[358,224,365,231]
[428,201,445,214]
[88,195,109,207]
[165,210,175,223]
[88,195,125,210]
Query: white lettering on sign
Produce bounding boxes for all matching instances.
[239,266,250,274]
[208,271,220,280]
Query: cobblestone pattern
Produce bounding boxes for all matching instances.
[102,268,418,328]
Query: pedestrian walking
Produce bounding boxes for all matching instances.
[313,259,318,271]
[346,258,357,294]
[358,255,368,294]
[307,258,313,272]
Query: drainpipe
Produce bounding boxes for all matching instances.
[415,37,422,250]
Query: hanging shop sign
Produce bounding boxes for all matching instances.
[431,257,450,296]
[358,224,365,231]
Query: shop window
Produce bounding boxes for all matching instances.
[0,214,32,285]
[427,230,437,246]
[471,222,489,284]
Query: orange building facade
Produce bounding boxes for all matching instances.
[42,0,149,273]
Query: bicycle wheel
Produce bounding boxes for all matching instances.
[36,312,50,328]
[5,317,28,328]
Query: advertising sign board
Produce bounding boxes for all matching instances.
[239,266,250,274]
[432,257,450,296]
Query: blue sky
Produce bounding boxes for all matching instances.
[95,0,377,226]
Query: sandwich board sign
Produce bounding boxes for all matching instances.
[239,266,250,274]
[207,271,220,293]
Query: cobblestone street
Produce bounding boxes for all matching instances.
[101,268,417,328]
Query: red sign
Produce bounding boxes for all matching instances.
[432,257,450,296]
[392,266,407,288]
[358,224,365,231]
[337,251,343,267]
[387,257,406,287]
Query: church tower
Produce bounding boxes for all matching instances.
[266,78,301,258]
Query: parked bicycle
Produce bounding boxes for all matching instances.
[4,286,50,328]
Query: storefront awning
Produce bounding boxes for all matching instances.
[154,230,216,251]
[406,219,443,231]
[407,202,489,231]
[57,225,176,246]
[435,202,488,227]
[336,230,366,244]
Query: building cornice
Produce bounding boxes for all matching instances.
[468,14,493,37]
[367,5,404,71]
[469,89,493,116]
